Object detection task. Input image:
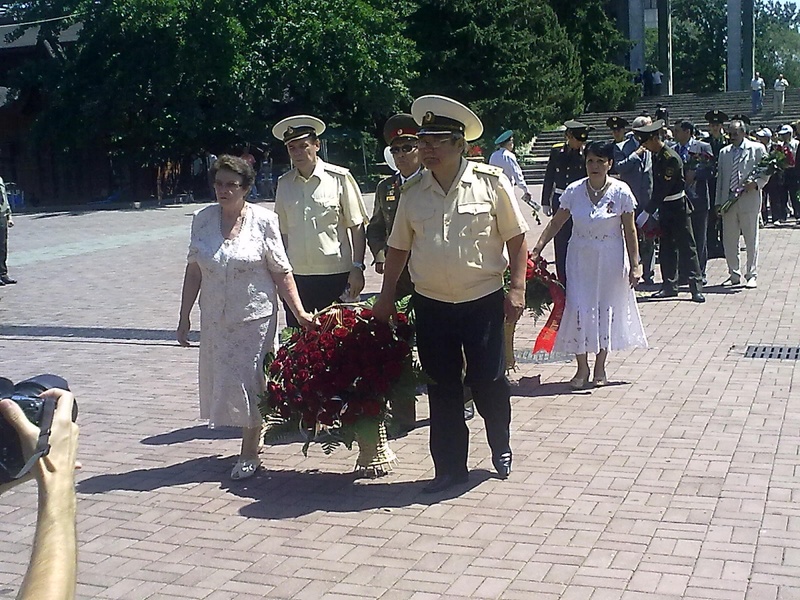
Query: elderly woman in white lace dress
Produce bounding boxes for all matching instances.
[531,141,648,389]
[177,155,314,480]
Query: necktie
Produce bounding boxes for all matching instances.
[730,146,743,192]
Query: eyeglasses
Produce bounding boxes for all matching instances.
[418,137,454,150]
[389,144,417,155]
[213,180,245,190]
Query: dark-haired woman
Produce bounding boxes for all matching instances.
[531,141,648,389]
[177,155,314,480]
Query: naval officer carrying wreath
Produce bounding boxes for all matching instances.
[373,95,529,494]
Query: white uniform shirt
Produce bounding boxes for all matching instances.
[488,148,529,195]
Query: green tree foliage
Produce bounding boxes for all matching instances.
[754,0,800,87]
[654,0,800,94]
[546,0,639,112]
[8,0,415,162]
[667,0,727,93]
[407,0,582,141]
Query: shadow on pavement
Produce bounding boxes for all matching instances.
[514,377,629,396]
[700,286,744,295]
[140,425,241,445]
[231,468,495,518]
[76,455,494,516]
[0,325,199,343]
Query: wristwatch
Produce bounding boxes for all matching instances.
[352,261,366,271]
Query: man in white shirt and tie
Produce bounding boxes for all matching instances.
[715,119,770,288]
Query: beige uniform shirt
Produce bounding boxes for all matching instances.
[388,159,529,303]
[275,159,367,276]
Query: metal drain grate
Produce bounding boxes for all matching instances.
[745,345,800,360]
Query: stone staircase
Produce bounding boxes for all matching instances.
[523,88,800,185]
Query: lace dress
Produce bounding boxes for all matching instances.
[187,203,292,428]
[553,178,648,355]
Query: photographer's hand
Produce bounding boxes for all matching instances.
[0,389,79,600]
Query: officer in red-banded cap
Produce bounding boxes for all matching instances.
[373,95,530,493]
[366,113,421,294]
[272,115,369,325]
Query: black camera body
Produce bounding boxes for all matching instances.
[0,375,76,484]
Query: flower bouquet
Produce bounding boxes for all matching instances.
[503,253,564,370]
[636,210,661,240]
[685,150,715,178]
[720,145,795,214]
[260,301,425,478]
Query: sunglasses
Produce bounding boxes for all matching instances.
[389,144,418,155]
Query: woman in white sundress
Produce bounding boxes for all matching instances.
[177,155,315,480]
[531,141,648,389]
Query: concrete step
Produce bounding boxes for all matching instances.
[524,88,800,184]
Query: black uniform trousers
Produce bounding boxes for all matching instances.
[283,272,349,328]
[786,169,800,218]
[0,225,8,276]
[413,289,511,479]
[659,198,703,293]
[706,178,724,258]
[551,193,572,286]
[689,208,709,278]
[772,180,791,222]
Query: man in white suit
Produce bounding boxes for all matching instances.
[715,119,770,288]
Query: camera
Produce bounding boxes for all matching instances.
[0,375,77,484]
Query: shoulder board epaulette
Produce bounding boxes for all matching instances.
[323,162,350,176]
[552,142,565,149]
[400,172,423,193]
[472,163,503,177]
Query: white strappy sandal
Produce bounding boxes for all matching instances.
[230,458,261,480]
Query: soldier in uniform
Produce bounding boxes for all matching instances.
[366,113,421,432]
[703,110,729,258]
[542,120,590,284]
[373,95,530,493]
[674,120,714,282]
[488,130,532,205]
[633,120,705,303]
[273,115,369,327]
[367,113,420,299]
[607,115,655,283]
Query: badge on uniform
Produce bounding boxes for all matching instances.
[386,191,396,202]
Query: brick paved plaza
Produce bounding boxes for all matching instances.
[1,191,799,600]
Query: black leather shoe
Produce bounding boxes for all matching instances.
[691,292,706,303]
[651,289,678,299]
[492,453,512,479]
[0,276,16,284]
[464,399,475,421]
[0,279,5,286]
[422,473,469,494]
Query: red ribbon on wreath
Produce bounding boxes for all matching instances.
[533,281,566,354]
